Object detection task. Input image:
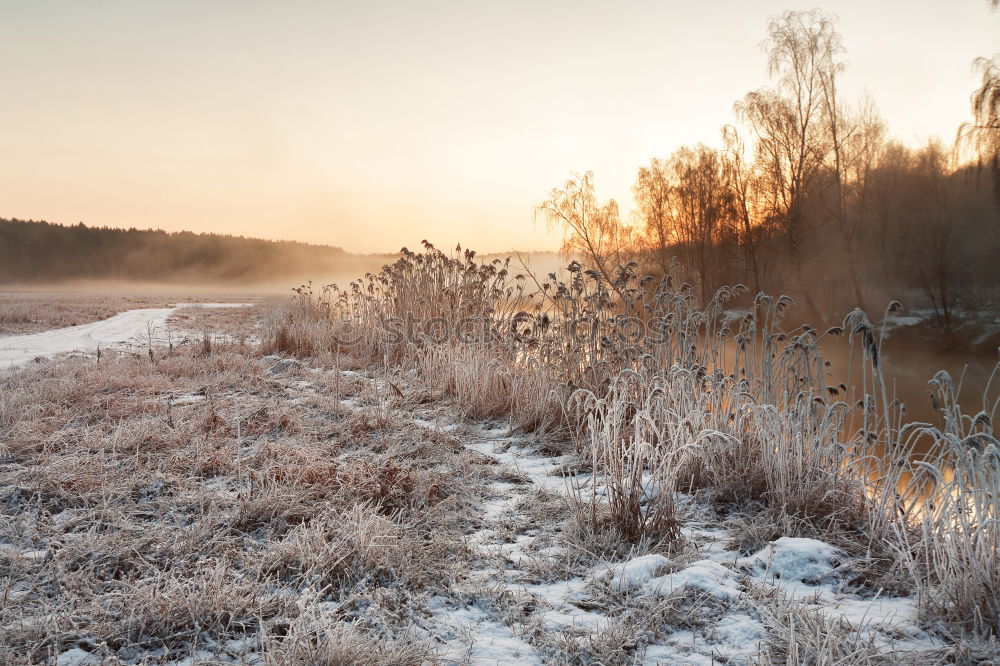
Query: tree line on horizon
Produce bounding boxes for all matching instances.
[538,9,1000,331]
[0,218,562,286]
[0,218,374,284]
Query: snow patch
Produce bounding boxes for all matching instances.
[55,648,101,666]
[428,599,543,665]
[741,537,840,584]
[648,559,742,601]
[0,302,252,369]
[411,417,460,432]
[598,553,671,590]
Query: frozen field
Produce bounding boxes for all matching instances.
[0,303,253,369]
[0,346,944,665]
[0,262,996,664]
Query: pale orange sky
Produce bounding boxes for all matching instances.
[1,1,997,253]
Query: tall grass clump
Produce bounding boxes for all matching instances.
[558,284,883,548]
[262,243,999,641]
[261,242,564,430]
[260,282,344,357]
[891,369,999,640]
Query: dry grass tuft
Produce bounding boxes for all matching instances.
[0,339,475,662]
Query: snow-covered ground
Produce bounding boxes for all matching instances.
[0,303,251,369]
[287,363,939,664]
[424,431,934,664]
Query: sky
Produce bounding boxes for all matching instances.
[0,1,997,254]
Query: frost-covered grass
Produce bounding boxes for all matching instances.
[0,340,991,663]
[262,243,999,659]
[2,244,998,663]
[0,344,487,663]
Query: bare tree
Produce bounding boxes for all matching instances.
[867,141,912,279]
[908,142,960,335]
[633,158,673,274]
[959,56,1000,205]
[633,146,733,303]
[721,125,764,293]
[736,9,842,317]
[536,171,632,293]
[669,145,733,304]
[822,94,886,310]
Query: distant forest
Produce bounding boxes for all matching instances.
[0,219,383,284]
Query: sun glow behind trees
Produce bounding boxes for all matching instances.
[539,9,1000,328]
[0,1,996,254]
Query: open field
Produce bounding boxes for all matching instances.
[0,294,176,336]
[0,292,272,337]
[0,298,269,370]
[0,247,997,665]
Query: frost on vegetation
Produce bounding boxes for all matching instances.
[4,245,997,664]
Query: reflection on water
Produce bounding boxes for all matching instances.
[874,340,996,431]
[706,328,996,514]
[816,334,997,516]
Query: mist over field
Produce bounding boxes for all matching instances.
[0,218,567,298]
[0,218,388,288]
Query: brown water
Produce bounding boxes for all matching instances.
[818,334,997,434]
[814,335,996,513]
